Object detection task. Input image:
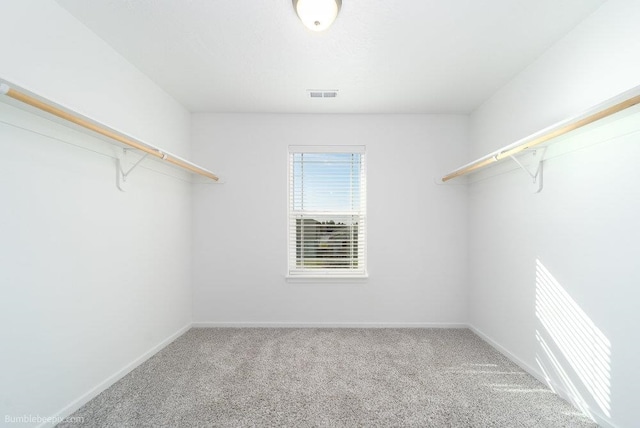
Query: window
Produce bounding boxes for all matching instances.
[288,146,367,277]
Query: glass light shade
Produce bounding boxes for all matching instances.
[293,0,342,32]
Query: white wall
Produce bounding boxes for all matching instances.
[0,1,193,426]
[192,114,469,326]
[470,0,640,157]
[468,1,640,427]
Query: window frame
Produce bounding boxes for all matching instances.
[287,145,367,279]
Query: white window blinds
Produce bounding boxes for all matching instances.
[288,146,367,277]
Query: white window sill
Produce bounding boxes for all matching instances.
[286,274,369,283]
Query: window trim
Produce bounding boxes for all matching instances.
[287,145,367,279]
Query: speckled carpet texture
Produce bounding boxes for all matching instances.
[59,328,596,427]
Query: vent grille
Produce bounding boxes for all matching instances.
[308,90,338,99]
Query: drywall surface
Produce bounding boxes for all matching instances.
[0,1,192,426]
[192,114,469,326]
[468,1,640,426]
[470,0,640,158]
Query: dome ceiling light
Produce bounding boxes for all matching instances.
[293,0,342,32]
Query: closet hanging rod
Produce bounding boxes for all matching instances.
[0,81,219,182]
[442,88,640,182]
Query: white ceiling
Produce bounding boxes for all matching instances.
[56,0,604,114]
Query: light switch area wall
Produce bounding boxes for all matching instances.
[468,1,640,427]
[0,1,193,426]
[191,114,469,326]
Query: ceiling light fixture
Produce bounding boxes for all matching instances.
[293,0,342,32]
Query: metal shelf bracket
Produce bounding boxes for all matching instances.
[509,147,546,193]
[116,148,149,192]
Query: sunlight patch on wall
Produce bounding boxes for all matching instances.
[535,259,611,418]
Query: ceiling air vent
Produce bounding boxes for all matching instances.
[308,90,338,98]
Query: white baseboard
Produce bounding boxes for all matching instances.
[37,323,191,428]
[468,324,545,382]
[468,324,617,428]
[192,321,469,329]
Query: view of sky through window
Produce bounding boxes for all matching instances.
[291,152,362,212]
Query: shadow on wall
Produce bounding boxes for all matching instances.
[534,258,611,420]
